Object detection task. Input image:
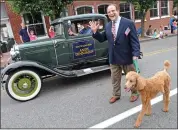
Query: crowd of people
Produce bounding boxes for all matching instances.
[146,25,168,39]
[145,16,177,39]
[19,23,56,43]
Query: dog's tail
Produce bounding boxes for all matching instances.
[164,60,171,71]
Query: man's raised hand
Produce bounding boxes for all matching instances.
[89,21,100,34]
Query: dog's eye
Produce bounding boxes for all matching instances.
[130,80,132,82]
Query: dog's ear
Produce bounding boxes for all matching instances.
[136,76,146,90]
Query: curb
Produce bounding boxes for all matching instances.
[140,34,177,43]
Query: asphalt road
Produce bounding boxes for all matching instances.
[1,36,177,129]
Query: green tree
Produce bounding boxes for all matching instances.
[7,0,73,20]
[174,0,178,7]
[127,0,157,37]
[173,0,178,15]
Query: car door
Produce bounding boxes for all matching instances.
[52,23,71,67]
[68,36,95,62]
[53,38,71,66]
[67,19,108,64]
[67,35,108,65]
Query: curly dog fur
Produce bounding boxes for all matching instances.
[125,60,171,128]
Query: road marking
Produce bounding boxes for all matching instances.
[144,47,177,56]
[89,47,177,128]
[89,88,177,129]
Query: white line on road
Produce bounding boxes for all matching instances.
[89,88,177,129]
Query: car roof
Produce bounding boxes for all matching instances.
[51,14,107,25]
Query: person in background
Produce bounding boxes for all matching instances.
[29,30,37,41]
[49,26,55,38]
[68,20,92,36]
[78,20,92,34]
[19,23,30,43]
[173,19,177,33]
[159,25,164,39]
[173,19,177,27]
[153,28,160,39]
[146,25,153,36]
[169,16,175,34]
[159,25,168,38]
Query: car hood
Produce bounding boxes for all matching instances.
[17,37,64,49]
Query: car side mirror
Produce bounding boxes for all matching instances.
[68,20,71,27]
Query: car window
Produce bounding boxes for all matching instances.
[67,18,105,38]
[53,23,64,37]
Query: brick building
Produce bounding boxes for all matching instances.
[1,0,174,44]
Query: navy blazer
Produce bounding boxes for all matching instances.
[93,17,140,65]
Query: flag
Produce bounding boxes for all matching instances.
[125,27,130,36]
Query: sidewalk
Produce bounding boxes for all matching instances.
[138,30,177,42]
[0,52,11,69]
[0,31,177,69]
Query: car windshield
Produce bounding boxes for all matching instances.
[53,23,64,37]
[67,18,105,37]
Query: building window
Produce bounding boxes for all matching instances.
[76,6,93,15]
[161,0,168,16]
[98,5,108,14]
[119,3,131,19]
[98,5,109,21]
[150,2,158,17]
[23,12,45,37]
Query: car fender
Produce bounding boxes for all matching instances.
[1,61,71,79]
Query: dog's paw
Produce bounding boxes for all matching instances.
[161,90,165,94]
[162,108,169,112]
[145,113,151,116]
[134,122,140,128]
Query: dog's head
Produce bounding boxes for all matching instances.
[125,71,146,92]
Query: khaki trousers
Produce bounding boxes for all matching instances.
[110,64,137,98]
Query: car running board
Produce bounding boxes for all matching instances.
[74,65,110,77]
[53,65,110,77]
[53,65,126,77]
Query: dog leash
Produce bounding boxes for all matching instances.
[133,59,140,73]
[133,52,143,73]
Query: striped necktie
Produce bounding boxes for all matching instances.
[112,21,116,41]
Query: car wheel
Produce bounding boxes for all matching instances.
[6,70,42,101]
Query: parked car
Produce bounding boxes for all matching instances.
[1,14,143,102]
[0,38,15,53]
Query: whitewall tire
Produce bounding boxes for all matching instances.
[6,70,42,101]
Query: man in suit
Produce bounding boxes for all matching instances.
[89,4,140,103]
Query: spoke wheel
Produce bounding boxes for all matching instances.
[6,70,42,101]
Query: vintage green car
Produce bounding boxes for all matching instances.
[1,14,142,102]
[1,14,111,101]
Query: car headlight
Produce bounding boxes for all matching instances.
[10,45,20,60]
